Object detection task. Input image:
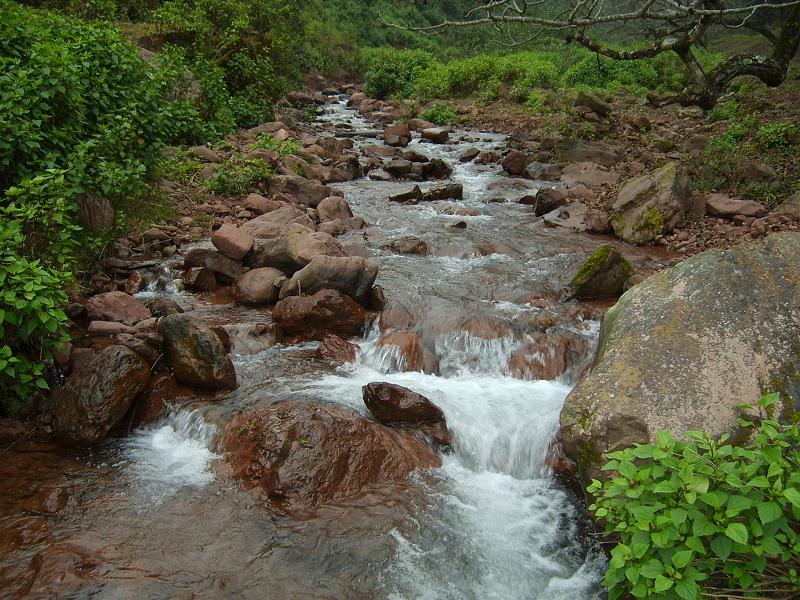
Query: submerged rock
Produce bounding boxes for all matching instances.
[222,402,440,510]
[362,382,452,447]
[560,233,800,483]
[51,345,151,446]
[159,314,237,390]
[569,245,632,300]
[84,291,151,324]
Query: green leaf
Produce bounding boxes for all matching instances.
[710,535,733,560]
[726,495,753,514]
[640,558,663,579]
[783,487,800,509]
[671,549,693,569]
[674,577,700,600]
[655,430,673,449]
[654,574,674,592]
[725,523,748,545]
[756,501,782,524]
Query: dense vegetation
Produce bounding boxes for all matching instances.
[589,395,800,600]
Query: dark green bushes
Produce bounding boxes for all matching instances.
[589,394,800,600]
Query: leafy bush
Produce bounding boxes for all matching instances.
[589,394,800,600]
[249,133,300,156]
[0,172,76,413]
[204,159,274,195]
[420,102,457,126]
[363,48,435,99]
[757,122,800,150]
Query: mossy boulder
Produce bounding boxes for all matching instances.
[611,162,690,245]
[560,233,800,484]
[569,245,632,300]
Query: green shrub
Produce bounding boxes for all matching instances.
[363,48,435,99]
[420,102,457,126]
[204,159,274,195]
[589,393,800,600]
[757,122,800,150]
[248,133,300,156]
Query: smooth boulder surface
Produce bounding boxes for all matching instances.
[316,196,354,222]
[610,161,690,244]
[51,345,151,446]
[362,382,453,446]
[706,193,767,218]
[241,204,315,239]
[266,175,335,208]
[560,233,800,483]
[85,291,151,324]
[569,245,632,300]
[285,223,347,268]
[279,255,379,304]
[211,223,254,260]
[273,289,370,342]
[232,267,285,305]
[159,314,237,390]
[222,402,440,510]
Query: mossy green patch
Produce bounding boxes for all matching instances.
[570,245,614,288]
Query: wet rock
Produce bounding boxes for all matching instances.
[531,187,566,217]
[51,345,151,446]
[424,183,463,201]
[508,330,590,382]
[159,314,237,390]
[408,118,435,131]
[266,175,335,208]
[124,271,146,295]
[377,330,436,373]
[115,333,160,364]
[476,151,500,165]
[383,124,412,147]
[389,185,424,204]
[419,159,451,180]
[317,196,353,222]
[382,236,428,256]
[569,245,632,300]
[285,223,347,270]
[543,202,610,233]
[610,161,690,244]
[315,333,358,366]
[0,418,26,444]
[557,138,619,167]
[525,162,561,181]
[362,382,452,446]
[501,149,528,175]
[279,255,379,305]
[211,223,254,260]
[385,159,413,177]
[369,285,388,311]
[182,267,219,291]
[706,193,767,219]
[144,297,184,318]
[273,289,371,342]
[575,91,611,116]
[24,543,103,598]
[23,487,70,516]
[241,203,315,238]
[222,402,440,510]
[233,267,285,305]
[560,233,800,483]
[459,148,480,162]
[85,291,151,324]
[183,248,242,281]
[421,127,450,144]
[190,145,222,163]
[244,193,282,215]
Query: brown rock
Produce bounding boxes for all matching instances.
[189,146,222,163]
[241,204,315,239]
[51,345,151,446]
[279,255,379,304]
[182,267,219,291]
[76,195,115,230]
[23,487,70,516]
[384,124,412,147]
[377,330,436,373]
[273,289,370,342]
[266,175,336,208]
[315,333,358,366]
[85,291,151,324]
[501,149,528,175]
[706,193,767,218]
[124,271,146,295]
[382,236,428,256]
[183,248,242,281]
[421,127,450,144]
[362,381,452,446]
[222,402,440,510]
[24,543,102,598]
[233,267,285,305]
[211,223,254,260]
[244,193,282,215]
[316,196,353,222]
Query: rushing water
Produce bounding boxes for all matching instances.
[0,96,647,599]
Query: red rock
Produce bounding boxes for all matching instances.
[316,196,354,222]
[24,543,102,598]
[22,487,70,515]
[421,127,450,144]
[501,149,528,175]
[362,382,452,446]
[222,402,440,510]
[315,333,357,366]
[182,267,219,291]
[124,271,146,295]
[85,291,151,324]
[233,267,285,305]
[272,289,370,343]
[211,223,254,260]
[706,193,767,219]
[244,193,282,215]
[381,236,428,256]
[507,330,589,381]
[384,124,412,147]
[378,330,437,373]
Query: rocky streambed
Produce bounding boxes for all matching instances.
[3,94,782,599]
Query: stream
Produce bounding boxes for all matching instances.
[0,97,638,599]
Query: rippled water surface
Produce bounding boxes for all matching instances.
[0,98,661,599]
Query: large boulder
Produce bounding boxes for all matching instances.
[211,223,254,260]
[159,314,237,390]
[706,193,767,218]
[221,402,440,510]
[569,245,632,300]
[316,196,353,222]
[362,382,452,446]
[183,248,242,281]
[556,139,619,167]
[272,289,370,342]
[85,291,151,324]
[610,162,690,244]
[560,233,800,483]
[266,175,336,208]
[285,223,347,268]
[279,255,379,304]
[232,267,285,305]
[240,204,315,239]
[383,124,412,147]
[51,345,151,446]
[501,150,528,176]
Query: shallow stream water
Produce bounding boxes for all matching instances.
[0,98,671,599]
